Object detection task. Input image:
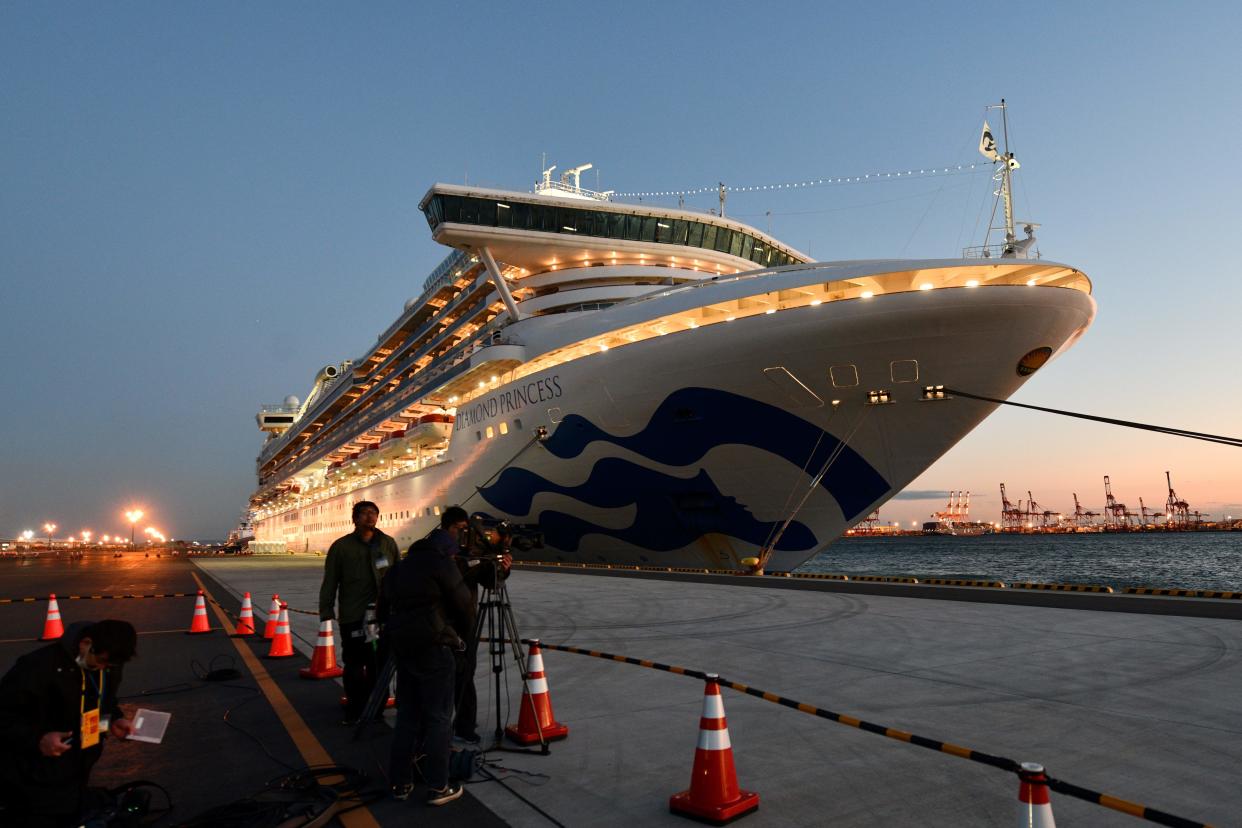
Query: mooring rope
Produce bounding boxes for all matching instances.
[946,388,1242,448]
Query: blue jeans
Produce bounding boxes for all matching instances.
[389,644,456,789]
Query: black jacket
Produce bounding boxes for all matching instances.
[0,621,125,814]
[378,540,475,661]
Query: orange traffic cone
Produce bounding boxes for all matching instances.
[669,674,759,824]
[505,639,569,745]
[299,619,344,679]
[186,590,211,634]
[41,594,65,640]
[266,604,294,658]
[1018,762,1057,827]
[233,592,256,636]
[263,594,281,639]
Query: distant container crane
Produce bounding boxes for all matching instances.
[999,483,1025,530]
[1072,493,1099,527]
[1164,470,1198,528]
[1103,475,1134,528]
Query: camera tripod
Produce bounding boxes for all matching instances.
[354,568,551,755]
[471,571,550,755]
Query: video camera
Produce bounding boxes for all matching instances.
[466,513,543,557]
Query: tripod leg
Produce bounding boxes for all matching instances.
[497,582,550,753]
[352,655,395,741]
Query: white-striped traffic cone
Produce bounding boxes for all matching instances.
[669,674,759,824]
[41,594,65,640]
[233,592,255,636]
[263,594,280,639]
[299,619,343,679]
[186,590,211,634]
[505,640,568,745]
[266,604,294,658]
[1018,762,1057,827]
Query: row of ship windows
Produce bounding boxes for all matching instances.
[424,194,801,269]
[298,504,451,532]
[476,418,522,442]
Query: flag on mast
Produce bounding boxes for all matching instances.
[978,121,1000,161]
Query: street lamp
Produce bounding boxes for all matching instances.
[125,509,144,551]
[43,522,57,554]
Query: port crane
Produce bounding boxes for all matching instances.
[1165,471,1191,528]
[1103,475,1134,528]
[999,483,1024,530]
[1072,493,1099,527]
[1139,497,1161,528]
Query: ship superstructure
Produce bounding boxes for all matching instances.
[250,151,1095,571]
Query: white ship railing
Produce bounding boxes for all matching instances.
[533,180,613,201]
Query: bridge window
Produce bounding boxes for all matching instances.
[422,194,804,269]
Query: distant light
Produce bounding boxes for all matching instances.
[861,291,874,299]
[765,308,776,315]
[598,343,609,351]
[919,283,934,291]
[726,316,735,322]
[965,279,979,288]
[810,299,822,306]
[1026,278,1037,286]
[688,321,699,329]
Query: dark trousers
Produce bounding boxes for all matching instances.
[389,645,456,789]
[454,643,479,738]
[339,620,378,719]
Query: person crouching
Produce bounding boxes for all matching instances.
[378,537,475,806]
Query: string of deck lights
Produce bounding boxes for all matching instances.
[611,161,989,199]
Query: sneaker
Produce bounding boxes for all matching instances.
[427,782,463,806]
[391,782,414,801]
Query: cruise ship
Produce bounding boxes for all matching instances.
[249,156,1095,572]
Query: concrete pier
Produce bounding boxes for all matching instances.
[196,557,1240,826]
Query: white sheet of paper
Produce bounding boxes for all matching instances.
[126,708,171,744]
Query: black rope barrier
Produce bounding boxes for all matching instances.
[525,640,1214,827]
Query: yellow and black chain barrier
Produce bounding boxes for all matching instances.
[514,561,1240,599]
[0,593,198,603]
[527,640,1213,828]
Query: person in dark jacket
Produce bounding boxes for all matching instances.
[378,537,475,805]
[319,500,399,724]
[0,619,137,827]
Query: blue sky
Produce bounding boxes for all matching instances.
[3,2,1240,539]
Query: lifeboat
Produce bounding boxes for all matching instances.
[377,429,408,461]
[358,443,384,469]
[411,413,454,445]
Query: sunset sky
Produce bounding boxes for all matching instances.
[3,2,1240,539]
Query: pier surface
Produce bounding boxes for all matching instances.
[3,553,1238,826]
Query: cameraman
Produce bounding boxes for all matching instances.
[0,619,137,827]
[378,537,474,805]
[425,506,510,744]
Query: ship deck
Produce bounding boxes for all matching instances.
[2,553,1236,826]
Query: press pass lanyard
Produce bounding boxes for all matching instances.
[79,667,104,749]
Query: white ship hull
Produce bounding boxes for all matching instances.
[255,263,1094,571]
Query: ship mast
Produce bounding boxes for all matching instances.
[997,99,1015,250]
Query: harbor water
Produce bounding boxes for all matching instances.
[798,532,1242,591]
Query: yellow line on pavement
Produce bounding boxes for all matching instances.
[190,571,380,828]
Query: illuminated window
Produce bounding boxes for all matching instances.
[485,426,494,439]
[499,422,509,435]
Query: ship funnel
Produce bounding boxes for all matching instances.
[315,364,339,384]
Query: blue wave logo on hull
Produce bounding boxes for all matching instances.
[479,387,890,554]
[482,460,816,553]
